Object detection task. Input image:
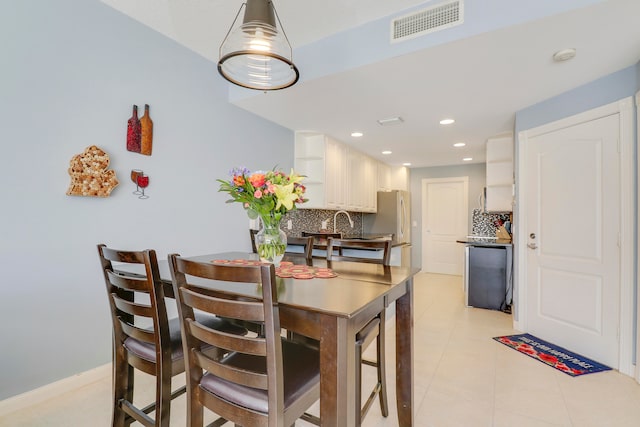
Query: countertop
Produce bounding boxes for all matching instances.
[456,237,513,247]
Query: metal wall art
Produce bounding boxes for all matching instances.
[130,169,150,199]
[126,104,153,155]
[66,145,119,197]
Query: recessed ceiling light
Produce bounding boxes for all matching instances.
[439,118,455,125]
[453,142,466,147]
[382,150,392,155]
[377,117,404,126]
[463,157,473,162]
[351,131,363,138]
[553,48,576,62]
[402,162,411,166]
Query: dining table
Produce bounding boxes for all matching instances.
[118,251,418,426]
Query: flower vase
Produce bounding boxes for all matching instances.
[255,218,287,266]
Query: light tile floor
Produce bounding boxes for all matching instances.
[2,273,640,426]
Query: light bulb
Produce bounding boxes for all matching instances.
[249,28,271,52]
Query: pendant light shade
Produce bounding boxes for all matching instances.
[218,0,299,91]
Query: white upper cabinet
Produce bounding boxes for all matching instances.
[377,161,391,191]
[485,134,514,212]
[294,131,378,212]
[347,149,377,212]
[325,137,348,210]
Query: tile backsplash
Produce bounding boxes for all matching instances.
[472,209,511,236]
[276,209,363,236]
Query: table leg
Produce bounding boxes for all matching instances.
[320,315,356,426]
[396,278,414,426]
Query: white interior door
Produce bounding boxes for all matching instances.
[422,177,468,275]
[524,114,621,368]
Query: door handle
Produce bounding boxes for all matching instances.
[527,243,538,249]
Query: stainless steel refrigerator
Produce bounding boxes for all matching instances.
[363,190,411,244]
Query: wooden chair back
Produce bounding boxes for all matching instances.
[326,238,392,265]
[302,231,341,239]
[97,244,174,426]
[169,254,318,426]
[249,229,258,253]
[285,236,314,264]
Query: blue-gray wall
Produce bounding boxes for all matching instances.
[514,65,639,133]
[409,163,486,268]
[0,0,293,399]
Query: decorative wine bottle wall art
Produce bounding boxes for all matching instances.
[126,105,141,153]
[126,104,153,155]
[140,104,153,155]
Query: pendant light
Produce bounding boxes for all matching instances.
[218,0,299,91]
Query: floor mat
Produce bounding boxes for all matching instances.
[493,333,612,377]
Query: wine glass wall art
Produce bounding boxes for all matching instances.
[131,170,150,199]
[136,173,149,199]
[130,169,143,195]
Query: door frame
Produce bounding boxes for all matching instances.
[516,97,635,377]
[421,176,469,274]
[636,91,640,384]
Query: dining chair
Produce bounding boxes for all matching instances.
[326,238,392,425]
[168,254,321,427]
[326,237,392,265]
[97,244,245,427]
[302,231,342,256]
[249,228,258,253]
[284,235,314,265]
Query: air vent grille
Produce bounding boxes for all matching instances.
[391,0,463,42]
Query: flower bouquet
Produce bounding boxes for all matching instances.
[218,167,307,265]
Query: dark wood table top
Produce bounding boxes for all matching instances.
[145,252,418,318]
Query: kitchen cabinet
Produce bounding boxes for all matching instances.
[458,238,513,312]
[390,165,409,191]
[377,162,391,191]
[377,163,409,192]
[485,134,513,212]
[295,131,378,212]
[325,137,348,209]
[348,149,377,212]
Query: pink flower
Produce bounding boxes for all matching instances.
[265,182,276,194]
[254,189,263,198]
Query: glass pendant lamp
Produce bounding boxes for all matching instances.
[218,0,299,90]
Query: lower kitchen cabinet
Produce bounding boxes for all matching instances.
[463,243,513,312]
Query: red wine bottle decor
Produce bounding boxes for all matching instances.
[140,104,153,155]
[126,105,141,153]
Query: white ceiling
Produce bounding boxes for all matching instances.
[102,0,640,168]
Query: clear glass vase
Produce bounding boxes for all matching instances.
[255,216,287,266]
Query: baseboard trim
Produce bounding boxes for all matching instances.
[0,363,111,417]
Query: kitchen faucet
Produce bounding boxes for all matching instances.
[333,210,354,234]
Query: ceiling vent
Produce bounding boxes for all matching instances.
[391,0,463,43]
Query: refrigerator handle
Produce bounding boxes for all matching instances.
[400,196,406,238]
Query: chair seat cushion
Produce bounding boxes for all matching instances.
[124,314,245,363]
[200,340,320,414]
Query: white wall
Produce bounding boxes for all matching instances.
[0,0,294,399]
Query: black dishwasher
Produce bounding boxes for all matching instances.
[466,245,509,311]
